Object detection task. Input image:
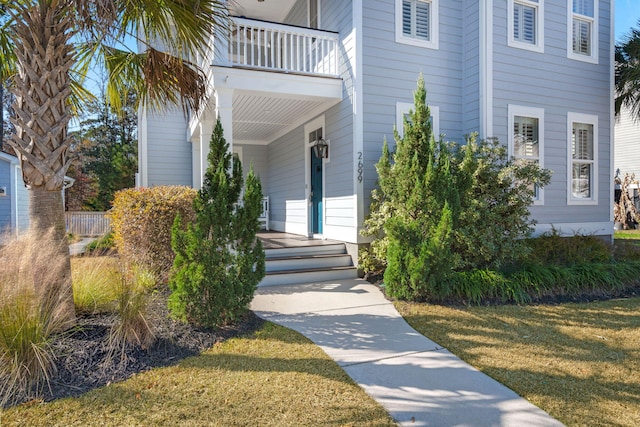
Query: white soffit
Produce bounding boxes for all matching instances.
[228,0,298,23]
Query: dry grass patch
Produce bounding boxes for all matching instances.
[1,322,395,427]
[395,298,640,427]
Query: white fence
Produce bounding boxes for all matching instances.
[65,212,111,236]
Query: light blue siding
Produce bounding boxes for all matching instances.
[16,174,29,233]
[0,160,10,232]
[140,108,192,187]
[237,144,269,194]
[492,0,612,225]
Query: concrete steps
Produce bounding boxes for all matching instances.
[259,242,357,286]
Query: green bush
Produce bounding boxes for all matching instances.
[169,119,265,328]
[85,231,115,254]
[524,229,612,266]
[108,186,197,281]
[363,75,550,301]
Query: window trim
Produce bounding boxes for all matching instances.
[508,0,544,53]
[396,102,440,139]
[508,105,545,205]
[567,112,598,205]
[395,0,439,50]
[567,0,598,64]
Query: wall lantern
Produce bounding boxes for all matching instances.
[313,138,329,159]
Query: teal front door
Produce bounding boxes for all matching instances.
[310,147,323,234]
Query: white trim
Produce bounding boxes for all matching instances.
[567,0,599,64]
[396,102,440,138]
[395,0,439,50]
[304,115,326,237]
[353,0,365,242]
[533,221,612,237]
[610,0,615,222]
[567,112,599,205]
[508,104,545,205]
[507,0,545,53]
[480,0,494,138]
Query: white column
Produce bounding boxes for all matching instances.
[199,120,215,189]
[215,88,234,154]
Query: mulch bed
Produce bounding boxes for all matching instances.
[39,297,264,405]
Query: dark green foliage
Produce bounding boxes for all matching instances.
[365,75,550,301]
[524,228,612,266]
[169,119,265,328]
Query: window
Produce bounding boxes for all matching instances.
[508,0,544,52]
[508,105,544,204]
[568,0,598,63]
[396,0,439,49]
[396,102,440,139]
[568,112,598,204]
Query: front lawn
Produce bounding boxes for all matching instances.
[0,322,395,427]
[396,298,640,427]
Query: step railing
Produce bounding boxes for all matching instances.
[225,17,339,77]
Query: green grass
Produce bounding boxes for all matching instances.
[0,322,395,427]
[614,229,640,240]
[71,256,120,314]
[395,298,640,427]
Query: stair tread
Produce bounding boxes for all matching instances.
[266,266,356,276]
[266,253,349,262]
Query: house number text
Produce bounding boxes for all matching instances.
[357,152,363,183]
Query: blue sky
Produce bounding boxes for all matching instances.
[616,0,640,41]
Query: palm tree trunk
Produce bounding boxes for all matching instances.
[8,3,76,327]
[29,187,75,328]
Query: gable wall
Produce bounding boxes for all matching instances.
[361,0,465,212]
[492,0,612,225]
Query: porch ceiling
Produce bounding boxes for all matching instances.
[191,67,343,145]
[233,94,332,144]
[228,0,297,23]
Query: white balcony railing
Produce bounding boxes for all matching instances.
[225,17,339,77]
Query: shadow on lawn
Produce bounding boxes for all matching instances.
[399,299,640,426]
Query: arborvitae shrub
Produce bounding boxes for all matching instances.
[108,186,197,280]
[169,119,265,328]
[363,75,550,301]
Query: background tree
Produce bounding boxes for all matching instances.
[169,119,265,327]
[0,0,228,327]
[615,20,640,119]
[69,90,137,211]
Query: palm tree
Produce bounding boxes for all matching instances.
[615,21,640,119]
[0,0,227,326]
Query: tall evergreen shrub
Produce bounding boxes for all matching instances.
[169,119,265,327]
[363,75,550,301]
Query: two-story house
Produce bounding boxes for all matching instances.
[139,0,613,265]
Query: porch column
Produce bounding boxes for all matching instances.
[214,88,234,154]
[199,120,215,189]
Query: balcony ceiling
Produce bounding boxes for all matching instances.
[233,93,332,143]
[228,0,298,23]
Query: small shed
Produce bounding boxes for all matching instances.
[0,152,29,236]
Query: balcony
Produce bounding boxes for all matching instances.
[220,17,340,77]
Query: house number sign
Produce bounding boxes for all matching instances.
[357,152,364,183]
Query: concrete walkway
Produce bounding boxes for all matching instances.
[251,279,564,427]
[69,237,97,256]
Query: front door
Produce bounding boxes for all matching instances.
[310,147,323,234]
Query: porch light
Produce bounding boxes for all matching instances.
[313,138,329,159]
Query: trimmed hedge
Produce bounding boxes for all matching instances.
[108,186,197,280]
